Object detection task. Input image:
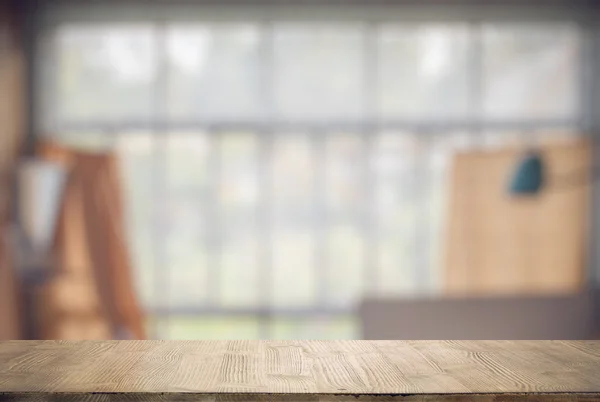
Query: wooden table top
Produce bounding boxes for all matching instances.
[0,341,599,401]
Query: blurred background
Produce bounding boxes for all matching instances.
[1,0,600,341]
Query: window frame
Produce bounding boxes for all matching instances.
[31,2,598,339]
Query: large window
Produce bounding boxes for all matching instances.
[38,9,584,339]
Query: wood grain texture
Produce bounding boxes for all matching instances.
[0,341,599,401]
[32,143,146,340]
[1,394,600,402]
[445,139,590,296]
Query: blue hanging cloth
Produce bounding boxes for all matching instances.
[508,150,545,196]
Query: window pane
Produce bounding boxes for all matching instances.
[272,134,314,224]
[325,134,363,220]
[166,25,264,121]
[116,134,157,309]
[220,133,260,225]
[165,133,213,308]
[373,132,422,295]
[324,133,365,307]
[166,133,212,195]
[272,229,316,308]
[269,316,358,339]
[271,133,317,308]
[378,25,470,119]
[422,134,459,293]
[162,316,261,340]
[218,133,261,308]
[220,228,261,308]
[56,25,156,122]
[273,25,364,120]
[483,24,579,119]
[326,225,364,307]
[164,197,210,309]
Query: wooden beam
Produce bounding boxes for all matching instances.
[0,341,599,400]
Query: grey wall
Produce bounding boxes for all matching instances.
[360,291,600,340]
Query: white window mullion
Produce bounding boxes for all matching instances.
[312,130,328,309]
[470,22,484,146]
[151,22,170,338]
[363,23,379,296]
[258,22,275,338]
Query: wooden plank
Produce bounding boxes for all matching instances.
[445,140,590,296]
[1,394,600,402]
[0,341,599,401]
